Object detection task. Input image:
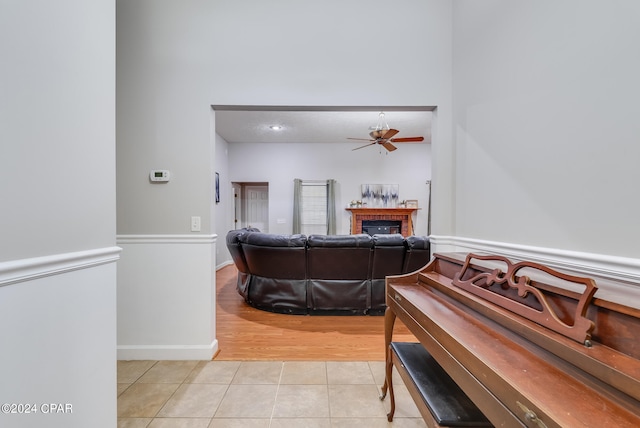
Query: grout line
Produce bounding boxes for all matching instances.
[267,361,285,428]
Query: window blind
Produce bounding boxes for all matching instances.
[300,181,327,235]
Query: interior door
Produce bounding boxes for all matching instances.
[232,183,242,230]
[245,185,269,232]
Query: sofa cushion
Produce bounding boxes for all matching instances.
[306,234,373,249]
[372,233,406,247]
[240,232,307,279]
[240,231,307,247]
[306,234,373,280]
[403,235,431,273]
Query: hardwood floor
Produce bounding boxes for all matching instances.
[214,265,416,361]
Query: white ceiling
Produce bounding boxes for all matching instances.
[213,107,433,145]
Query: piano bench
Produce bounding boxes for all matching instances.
[388,342,492,427]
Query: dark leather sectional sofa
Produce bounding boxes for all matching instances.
[226,228,431,315]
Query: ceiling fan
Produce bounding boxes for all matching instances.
[348,112,424,152]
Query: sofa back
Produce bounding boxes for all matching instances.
[224,229,431,314]
[370,234,407,279]
[226,229,252,274]
[403,235,432,273]
[239,232,307,279]
[306,234,373,280]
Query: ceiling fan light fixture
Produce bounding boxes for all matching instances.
[373,112,390,131]
[347,111,424,153]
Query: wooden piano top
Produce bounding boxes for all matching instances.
[385,252,640,428]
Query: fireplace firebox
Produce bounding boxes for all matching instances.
[362,220,402,236]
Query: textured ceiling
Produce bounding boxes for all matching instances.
[214,107,433,145]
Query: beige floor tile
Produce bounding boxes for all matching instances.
[117,383,180,417]
[231,361,283,384]
[328,384,388,418]
[206,419,270,428]
[118,360,158,383]
[331,417,427,427]
[272,384,330,418]
[326,361,375,385]
[367,361,387,386]
[383,384,422,418]
[186,361,241,384]
[214,384,278,418]
[157,383,228,418]
[117,418,153,428]
[138,361,199,384]
[118,383,132,396]
[281,361,327,384]
[388,418,429,427]
[148,418,212,428]
[270,418,331,428]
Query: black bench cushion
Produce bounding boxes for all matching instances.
[390,342,492,427]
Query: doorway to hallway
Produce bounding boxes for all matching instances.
[232,182,269,232]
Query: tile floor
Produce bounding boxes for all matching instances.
[117,360,427,428]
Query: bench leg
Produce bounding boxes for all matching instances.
[380,307,397,421]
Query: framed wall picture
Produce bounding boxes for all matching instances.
[215,172,220,203]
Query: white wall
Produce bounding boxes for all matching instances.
[0,0,117,426]
[451,1,640,259]
[116,0,218,359]
[209,0,454,235]
[116,0,452,359]
[227,141,432,236]
[117,237,216,360]
[116,0,215,235]
[214,132,234,269]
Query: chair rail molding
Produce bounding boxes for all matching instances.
[116,234,217,244]
[0,246,122,287]
[429,235,640,309]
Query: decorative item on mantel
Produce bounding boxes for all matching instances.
[349,200,367,208]
[361,184,399,208]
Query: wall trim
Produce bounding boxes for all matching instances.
[0,246,122,287]
[216,260,233,271]
[117,339,218,361]
[117,234,217,244]
[430,236,640,282]
[430,235,640,307]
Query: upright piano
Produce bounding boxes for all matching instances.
[382,252,640,427]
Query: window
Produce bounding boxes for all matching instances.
[293,179,336,235]
[300,181,328,235]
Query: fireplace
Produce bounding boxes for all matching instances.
[362,220,402,236]
[346,208,418,237]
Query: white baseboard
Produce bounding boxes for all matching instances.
[216,260,234,271]
[117,339,218,361]
[429,235,640,308]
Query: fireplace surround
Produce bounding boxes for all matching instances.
[346,208,418,237]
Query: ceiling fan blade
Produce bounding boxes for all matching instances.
[369,128,399,140]
[347,137,375,142]
[382,129,399,139]
[352,142,377,151]
[389,136,424,143]
[382,142,397,152]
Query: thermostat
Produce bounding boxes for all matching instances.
[150,170,171,182]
